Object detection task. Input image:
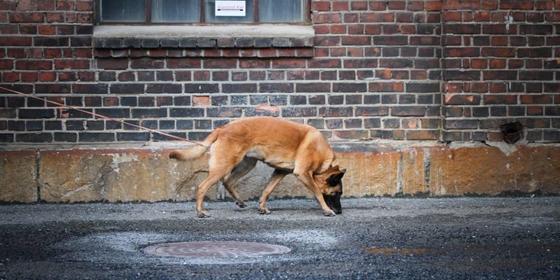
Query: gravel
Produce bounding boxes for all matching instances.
[0,197,559,279]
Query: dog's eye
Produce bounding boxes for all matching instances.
[326,176,338,186]
[326,172,344,186]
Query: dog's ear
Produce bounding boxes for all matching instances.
[327,171,345,187]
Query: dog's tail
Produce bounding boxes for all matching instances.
[169,129,220,161]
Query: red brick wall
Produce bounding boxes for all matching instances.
[0,0,558,144]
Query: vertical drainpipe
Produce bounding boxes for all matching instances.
[396,153,403,195]
[35,149,41,202]
[423,148,431,194]
[439,0,446,143]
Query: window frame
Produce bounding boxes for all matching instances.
[95,0,311,25]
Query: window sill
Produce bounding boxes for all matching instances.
[93,24,314,49]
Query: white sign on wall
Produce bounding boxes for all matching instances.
[215,1,246,17]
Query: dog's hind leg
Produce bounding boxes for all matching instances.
[195,142,245,218]
[258,169,289,214]
[195,171,226,218]
[222,157,257,208]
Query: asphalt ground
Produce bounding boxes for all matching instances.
[0,197,559,279]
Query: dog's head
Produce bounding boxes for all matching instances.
[315,165,346,214]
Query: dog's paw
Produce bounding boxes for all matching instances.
[323,209,336,217]
[197,210,211,218]
[236,201,247,208]
[258,208,271,215]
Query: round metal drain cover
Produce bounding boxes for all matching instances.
[143,241,291,258]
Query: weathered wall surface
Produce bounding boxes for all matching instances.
[1,143,558,203]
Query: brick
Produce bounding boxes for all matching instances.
[271,59,305,69]
[281,107,317,117]
[167,58,201,68]
[15,60,52,70]
[110,84,144,94]
[95,108,129,118]
[54,59,90,69]
[445,47,479,57]
[481,48,515,57]
[391,106,427,117]
[545,107,560,116]
[170,108,204,118]
[519,71,554,81]
[97,59,128,70]
[308,59,341,68]
[296,83,330,93]
[520,25,553,35]
[483,95,517,104]
[259,83,294,93]
[355,107,389,116]
[446,24,481,34]
[116,132,150,141]
[517,48,552,58]
[406,83,439,93]
[379,59,413,68]
[373,36,408,45]
[318,107,353,117]
[146,84,182,94]
[489,59,506,69]
[222,83,257,93]
[132,108,167,118]
[18,109,55,119]
[78,132,114,142]
[346,95,363,104]
[16,133,52,142]
[406,130,439,140]
[0,109,16,118]
[544,83,560,93]
[184,83,219,93]
[445,120,478,130]
[444,94,481,105]
[444,71,481,81]
[482,24,517,35]
[72,84,108,94]
[207,107,243,118]
[204,59,237,69]
[131,58,165,69]
[35,83,71,94]
[364,118,381,128]
[71,37,92,47]
[333,83,367,92]
[483,71,517,80]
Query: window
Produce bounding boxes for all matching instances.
[96,0,309,24]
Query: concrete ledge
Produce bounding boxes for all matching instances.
[1,143,559,203]
[93,25,314,49]
[0,151,38,202]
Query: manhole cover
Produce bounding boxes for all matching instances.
[143,241,291,258]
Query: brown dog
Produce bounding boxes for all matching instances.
[169,116,346,218]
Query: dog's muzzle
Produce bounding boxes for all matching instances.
[323,192,342,214]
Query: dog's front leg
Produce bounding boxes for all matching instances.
[294,171,336,217]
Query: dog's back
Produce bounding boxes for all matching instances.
[220,116,312,148]
[170,117,320,161]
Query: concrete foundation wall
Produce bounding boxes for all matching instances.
[1,142,559,203]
